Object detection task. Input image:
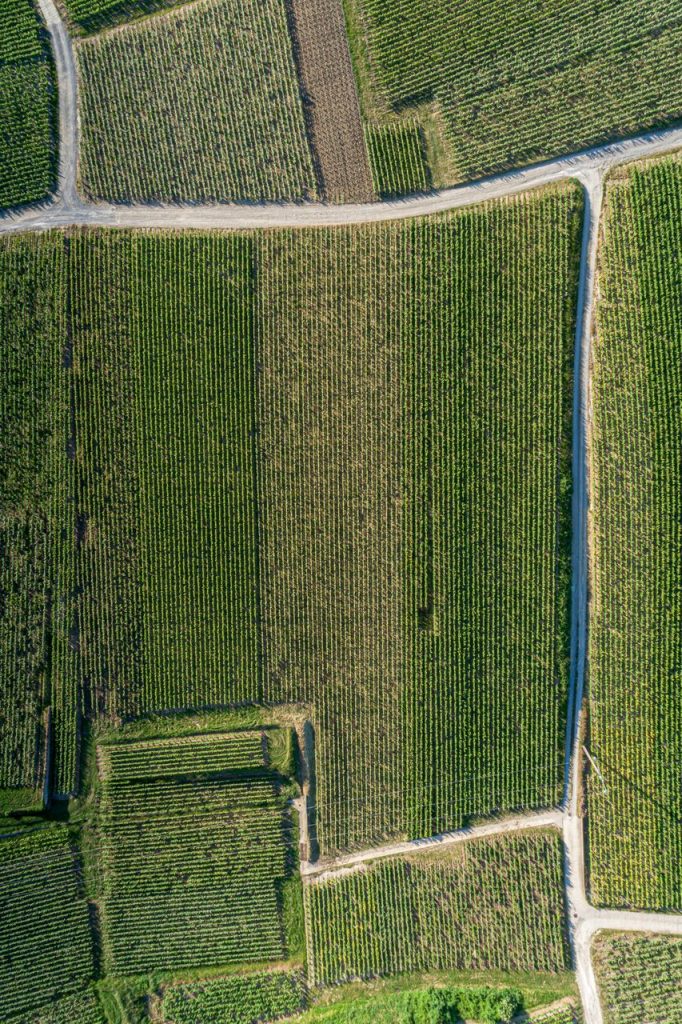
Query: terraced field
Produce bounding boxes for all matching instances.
[588,155,682,910]
[0,0,56,209]
[349,0,682,185]
[77,0,317,202]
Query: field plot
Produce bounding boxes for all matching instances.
[97,729,297,973]
[62,0,184,33]
[77,0,317,203]
[592,933,682,1023]
[0,0,56,209]
[7,991,106,1024]
[71,231,260,719]
[159,969,306,1024]
[261,184,580,849]
[364,122,430,197]
[304,830,569,984]
[350,0,682,183]
[0,829,94,1021]
[0,233,77,802]
[288,0,373,203]
[588,156,682,910]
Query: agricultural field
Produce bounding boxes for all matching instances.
[96,729,299,973]
[61,0,184,33]
[592,933,682,1023]
[7,991,106,1024]
[0,0,56,209]
[76,0,317,203]
[159,970,306,1024]
[364,122,430,197]
[0,828,95,1021]
[260,183,581,848]
[588,155,682,910]
[0,183,580,848]
[347,0,682,184]
[304,830,569,984]
[0,233,76,804]
[289,0,374,202]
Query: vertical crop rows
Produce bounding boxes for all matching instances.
[589,157,682,910]
[305,830,569,984]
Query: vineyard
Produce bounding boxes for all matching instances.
[160,970,306,1024]
[364,122,430,197]
[76,0,317,202]
[592,933,682,1023]
[588,155,682,910]
[0,0,56,208]
[350,0,682,182]
[62,0,185,33]
[6,991,106,1024]
[304,830,569,984]
[96,729,297,973]
[260,183,580,848]
[0,233,75,804]
[0,184,580,848]
[0,829,95,1021]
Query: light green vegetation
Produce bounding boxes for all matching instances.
[364,122,430,197]
[77,0,316,203]
[297,987,523,1024]
[588,155,682,909]
[1,184,580,850]
[0,0,55,208]
[305,830,569,984]
[346,0,682,185]
[6,991,106,1024]
[530,1005,582,1024]
[592,933,682,1023]
[260,184,580,849]
[0,829,95,1021]
[95,729,299,973]
[159,970,306,1024]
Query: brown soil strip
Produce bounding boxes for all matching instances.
[287,0,375,203]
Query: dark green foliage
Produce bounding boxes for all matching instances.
[0,0,56,208]
[0,829,95,1021]
[6,991,106,1024]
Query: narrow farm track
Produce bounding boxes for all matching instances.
[12,4,682,1022]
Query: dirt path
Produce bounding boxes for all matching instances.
[36,0,79,207]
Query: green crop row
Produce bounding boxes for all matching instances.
[6,990,105,1024]
[364,122,430,197]
[304,830,569,984]
[1,184,580,851]
[0,1,56,209]
[76,0,317,203]
[592,933,682,1023]
[160,970,306,1024]
[97,731,296,974]
[98,731,266,783]
[588,156,682,910]
[0,829,95,1022]
[351,0,682,183]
